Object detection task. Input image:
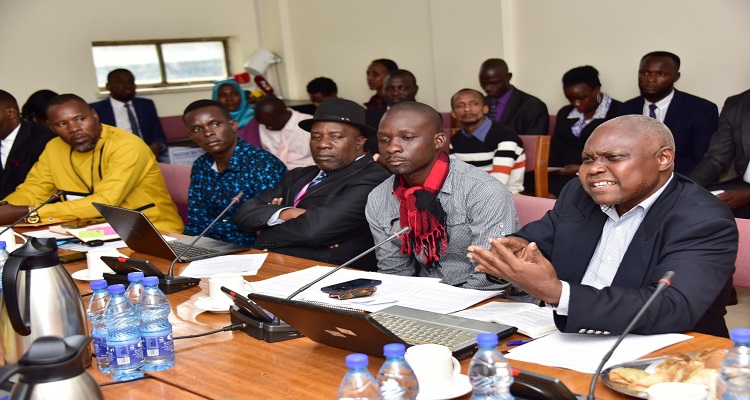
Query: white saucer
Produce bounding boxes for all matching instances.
[194,297,232,314]
[71,270,104,282]
[416,374,471,400]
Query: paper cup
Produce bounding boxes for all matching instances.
[85,248,118,279]
[208,273,246,309]
[404,344,461,388]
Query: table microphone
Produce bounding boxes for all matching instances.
[0,190,65,237]
[586,271,675,400]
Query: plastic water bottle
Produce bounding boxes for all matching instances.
[0,241,9,292]
[125,271,145,305]
[86,279,111,373]
[138,276,175,371]
[104,284,144,381]
[468,333,514,400]
[719,328,750,400]
[338,353,382,400]
[377,343,418,400]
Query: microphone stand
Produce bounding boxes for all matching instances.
[0,190,64,237]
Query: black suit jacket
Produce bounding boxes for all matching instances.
[690,89,750,186]
[618,90,718,175]
[513,174,737,337]
[90,97,167,150]
[488,88,549,135]
[364,107,388,155]
[0,122,56,199]
[233,155,390,270]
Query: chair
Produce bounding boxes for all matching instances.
[158,163,192,224]
[511,193,556,227]
[734,218,750,289]
[519,135,551,198]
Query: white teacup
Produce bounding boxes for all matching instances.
[647,382,708,400]
[208,273,247,309]
[404,344,461,389]
[85,248,119,279]
[0,227,26,252]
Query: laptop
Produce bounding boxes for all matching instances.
[93,202,249,262]
[248,293,516,360]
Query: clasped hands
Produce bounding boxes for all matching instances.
[467,237,563,305]
[268,197,339,249]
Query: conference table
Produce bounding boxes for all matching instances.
[54,242,731,400]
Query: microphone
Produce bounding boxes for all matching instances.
[586,271,675,400]
[254,75,274,95]
[0,190,64,237]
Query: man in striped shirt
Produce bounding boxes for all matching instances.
[449,89,526,193]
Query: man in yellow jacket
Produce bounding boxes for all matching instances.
[0,93,183,233]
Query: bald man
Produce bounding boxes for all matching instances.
[254,95,314,169]
[469,115,737,337]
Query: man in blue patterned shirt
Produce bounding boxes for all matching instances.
[183,100,286,246]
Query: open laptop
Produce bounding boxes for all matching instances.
[93,202,249,262]
[248,293,516,360]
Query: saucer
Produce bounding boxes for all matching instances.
[416,374,471,400]
[71,270,104,282]
[194,297,232,313]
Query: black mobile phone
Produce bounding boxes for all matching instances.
[59,252,86,264]
[320,278,382,293]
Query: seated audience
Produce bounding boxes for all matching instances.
[21,89,58,126]
[479,58,549,135]
[469,115,737,337]
[690,89,750,219]
[306,77,338,108]
[367,102,524,295]
[0,90,56,198]
[548,66,621,197]
[234,98,390,270]
[0,94,183,232]
[90,69,168,161]
[183,100,286,246]
[617,51,718,175]
[364,58,398,110]
[365,69,419,155]
[449,88,525,193]
[212,79,261,147]
[254,95,315,169]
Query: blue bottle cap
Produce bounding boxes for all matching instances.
[476,333,499,347]
[142,276,159,286]
[127,271,145,282]
[345,353,369,369]
[90,280,108,290]
[0,241,6,248]
[383,343,406,358]
[729,328,750,343]
[107,284,126,295]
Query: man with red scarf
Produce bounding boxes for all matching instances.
[366,102,526,296]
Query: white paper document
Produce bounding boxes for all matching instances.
[24,229,72,240]
[179,253,268,278]
[451,302,558,338]
[505,332,693,373]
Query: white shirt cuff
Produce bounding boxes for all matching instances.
[267,207,292,226]
[547,280,570,315]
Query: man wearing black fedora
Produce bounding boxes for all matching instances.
[233,98,390,271]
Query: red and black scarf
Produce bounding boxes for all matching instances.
[392,152,450,265]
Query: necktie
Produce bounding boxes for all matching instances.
[124,103,143,138]
[488,98,498,121]
[648,104,658,119]
[293,171,329,207]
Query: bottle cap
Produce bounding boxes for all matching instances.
[142,276,159,286]
[127,271,145,282]
[107,284,126,295]
[345,353,369,369]
[729,328,750,344]
[0,240,6,248]
[476,332,499,347]
[90,279,108,290]
[383,343,406,358]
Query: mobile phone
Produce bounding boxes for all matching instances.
[59,252,86,264]
[320,278,382,293]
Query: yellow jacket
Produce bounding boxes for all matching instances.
[4,124,184,232]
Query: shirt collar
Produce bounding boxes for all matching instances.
[460,117,492,142]
[2,123,21,144]
[496,86,514,106]
[567,93,613,120]
[648,89,675,110]
[109,97,132,108]
[599,173,674,217]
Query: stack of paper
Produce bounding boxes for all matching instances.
[452,302,558,338]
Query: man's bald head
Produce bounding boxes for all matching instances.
[479,58,512,99]
[384,101,443,133]
[597,114,675,152]
[254,95,292,131]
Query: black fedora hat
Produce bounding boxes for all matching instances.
[298,98,375,136]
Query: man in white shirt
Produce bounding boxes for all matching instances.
[254,95,314,169]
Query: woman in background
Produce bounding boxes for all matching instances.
[364,58,398,109]
[212,79,260,147]
[21,89,58,126]
[549,66,620,196]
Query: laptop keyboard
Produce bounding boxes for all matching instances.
[167,241,220,259]
[371,312,477,349]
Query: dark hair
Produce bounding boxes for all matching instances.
[0,90,19,109]
[562,66,601,88]
[107,68,134,82]
[450,88,485,109]
[306,77,338,96]
[20,89,58,122]
[46,93,89,112]
[641,51,681,70]
[386,69,417,85]
[182,99,231,121]
[372,59,398,72]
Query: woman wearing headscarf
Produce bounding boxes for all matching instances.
[212,79,261,147]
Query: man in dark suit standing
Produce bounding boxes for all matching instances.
[690,89,750,218]
[233,98,390,271]
[479,58,549,136]
[617,51,718,175]
[469,115,737,337]
[90,69,168,161]
[0,90,56,198]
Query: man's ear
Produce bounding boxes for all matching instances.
[435,131,446,150]
[658,147,675,171]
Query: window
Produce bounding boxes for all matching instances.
[91,38,229,89]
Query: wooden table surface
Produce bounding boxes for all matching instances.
[49,244,731,400]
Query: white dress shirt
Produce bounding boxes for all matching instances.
[1,124,20,168]
[641,89,675,123]
[109,97,139,134]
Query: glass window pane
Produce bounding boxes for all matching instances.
[161,41,228,83]
[91,45,161,86]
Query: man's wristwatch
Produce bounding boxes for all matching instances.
[25,206,40,224]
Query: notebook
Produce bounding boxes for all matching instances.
[248,293,516,360]
[92,202,249,262]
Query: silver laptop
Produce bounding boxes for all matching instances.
[93,202,249,262]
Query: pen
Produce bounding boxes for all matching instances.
[506,339,532,346]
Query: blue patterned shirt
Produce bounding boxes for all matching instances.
[185,139,287,246]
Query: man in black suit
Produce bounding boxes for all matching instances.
[469,115,736,337]
[233,98,390,270]
[0,90,56,198]
[364,69,419,155]
[617,51,718,175]
[690,89,750,219]
[479,58,549,135]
